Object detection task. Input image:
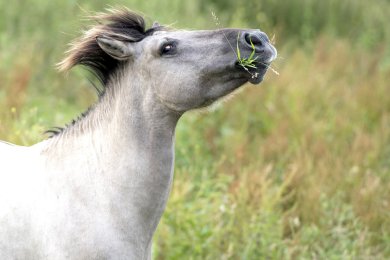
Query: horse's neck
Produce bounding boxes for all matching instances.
[40,79,180,247]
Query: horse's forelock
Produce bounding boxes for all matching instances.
[57,8,160,86]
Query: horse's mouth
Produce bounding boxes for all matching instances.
[235,61,270,85]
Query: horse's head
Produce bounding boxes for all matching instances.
[59,9,277,113]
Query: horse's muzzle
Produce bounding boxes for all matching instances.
[237,30,277,84]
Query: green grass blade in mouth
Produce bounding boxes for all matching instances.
[248,38,256,61]
[236,33,241,60]
[236,33,258,71]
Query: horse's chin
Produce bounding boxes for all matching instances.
[248,68,268,85]
[248,72,265,84]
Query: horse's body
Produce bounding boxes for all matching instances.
[0,8,276,259]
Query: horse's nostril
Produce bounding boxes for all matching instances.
[244,33,263,47]
[244,32,270,49]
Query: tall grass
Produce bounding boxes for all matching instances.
[153,37,390,258]
[205,0,390,49]
[1,0,389,258]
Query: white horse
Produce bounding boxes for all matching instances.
[0,8,276,259]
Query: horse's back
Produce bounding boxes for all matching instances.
[0,141,48,258]
[0,140,45,214]
[0,140,40,177]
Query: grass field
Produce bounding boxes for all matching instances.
[1,0,389,259]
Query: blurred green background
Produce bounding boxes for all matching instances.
[1,0,389,259]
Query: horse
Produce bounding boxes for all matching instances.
[0,8,277,259]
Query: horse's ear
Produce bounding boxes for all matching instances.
[96,36,134,60]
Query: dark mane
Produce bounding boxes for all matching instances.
[57,8,162,86]
[47,8,164,137]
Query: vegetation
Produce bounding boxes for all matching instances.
[236,34,258,71]
[1,0,389,258]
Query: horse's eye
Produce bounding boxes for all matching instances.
[160,42,176,55]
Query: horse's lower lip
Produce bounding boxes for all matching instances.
[235,62,269,85]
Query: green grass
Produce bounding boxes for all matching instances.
[234,34,280,81]
[153,37,390,258]
[1,0,389,259]
[236,33,258,70]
